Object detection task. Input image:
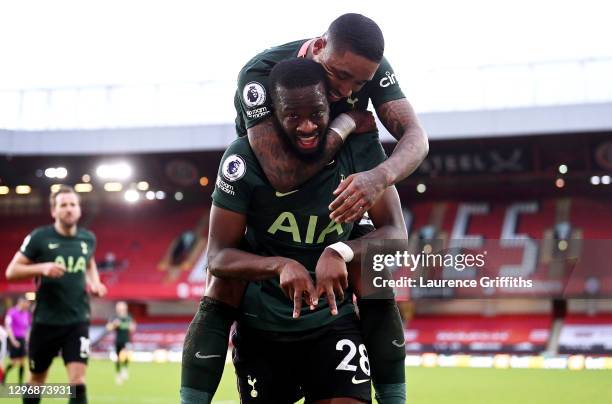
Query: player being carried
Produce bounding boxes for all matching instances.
[182,13,421,403]
[5,185,107,404]
[182,57,408,403]
[106,301,136,385]
[3,296,32,384]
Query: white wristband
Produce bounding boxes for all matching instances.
[326,242,354,263]
[329,113,356,142]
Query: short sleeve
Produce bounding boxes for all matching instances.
[368,56,406,108]
[236,65,274,131]
[346,131,388,173]
[19,230,41,260]
[212,139,257,214]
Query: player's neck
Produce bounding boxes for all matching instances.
[54,221,77,237]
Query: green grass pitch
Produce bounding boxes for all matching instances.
[2,359,611,403]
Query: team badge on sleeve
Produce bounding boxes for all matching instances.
[222,154,247,182]
[242,81,266,107]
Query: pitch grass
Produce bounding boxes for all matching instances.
[3,359,612,403]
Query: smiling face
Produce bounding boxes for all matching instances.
[312,39,380,102]
[273,81,330,157]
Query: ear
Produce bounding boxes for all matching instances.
[312,37,327,56]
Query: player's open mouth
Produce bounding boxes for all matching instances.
[296,134,319,149]
[328,90,343,102]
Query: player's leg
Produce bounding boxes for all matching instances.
[16,357,25,385]
[302,314,371,404]
[118,347,129,381]
[65,363,87,404]
[61,323,90,404]
[25,324,59,404]
[180,274,246,404]
[232,324,301,404]
[347,223,407,404]
[114,344,122,384]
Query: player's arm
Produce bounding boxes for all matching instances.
[129,320,136,333]
[316,186,407,313]
[207,205,317,316]
[5,252,65,281]
[248,111,375,192]
[86,257,107,297]
[330,98,428,223]
[4,316,19,347]
[105,319,118,332]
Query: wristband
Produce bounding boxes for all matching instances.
[326,242,354,263]
[329,113,356,142]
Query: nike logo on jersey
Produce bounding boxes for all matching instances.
[326,159,335,166]
[392,339,406,347]
[351,375,370,385]
[275,190,299,197]
[195,352,222,359]
[48,243,60,249]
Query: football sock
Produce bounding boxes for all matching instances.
[18,366,24,384]
[69,384,87,404]
[357,298,406,404]
[5,364,13,380]
[180,297,237,404]
[115,360,120,373]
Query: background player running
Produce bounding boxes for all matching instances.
[5,185,107,404]
[106,301,136,385]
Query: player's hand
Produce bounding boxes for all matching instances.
[315,248,349,316]
[89,281,108,297]
[40,262,66,278]
[277,260,316,318]
[345,110,376,134]
[9,337,20,348]
[329,167,389,223]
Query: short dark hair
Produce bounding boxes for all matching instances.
[327,13,384,63]
[269,58,327,105]
[50,184,79,209]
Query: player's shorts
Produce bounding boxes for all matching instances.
[232,314,371,403]
[28,322,90,373]
[8,337,27,359]
[115,341,128,356]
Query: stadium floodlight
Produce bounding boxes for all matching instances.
[145,191,155,200]
[416,183,427,193]
[137,181,149,191]
[25,292,36,301]
[558,164,568,174]
[104,182,123,192]
[16,185,32,194]
[555,178,565,188]
[199,177,209,186]
[590,176,600,185]
[50,184,62,193]
[155,191,166,200]
[124,189,140,203]
[96,162,133,180]
[0,186,9,195]
[174,191,184,201]
[55,167,68,179]
[44,167,68,179]
[75,183,93,193]
[602,175,611,185]
[82,174,91,183]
